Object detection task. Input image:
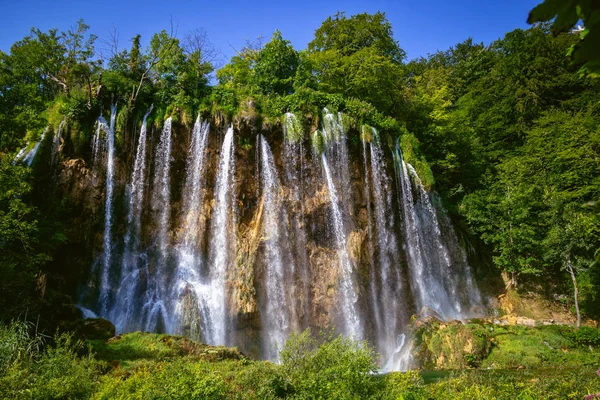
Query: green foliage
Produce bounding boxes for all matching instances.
[415,321,600,372]
[528,1,600,78]
[214,11,408,132]
[400,23,600,290]
[0,157,55,321]
[280,329,381,399]
[92,360,228,400]
[0,20,98,151]
[306,46,405,115]
[1,326,600,399]
[254,31,299,95]
[0,157,41,272]
[399,134,435,189]
[383,368,600,400]
[0,323,98,400]
[415,321,491,369]
[483,324,599,369]
[571,326,600,346]
[283,112,304,142]
[308,12,405,63]
[380,371,425,400]
[0,321,44,374]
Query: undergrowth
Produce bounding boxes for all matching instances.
[1,321,599,399]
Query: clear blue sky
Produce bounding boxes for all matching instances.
[0,0,541,62]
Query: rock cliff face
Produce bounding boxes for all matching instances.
[48,108,485,369]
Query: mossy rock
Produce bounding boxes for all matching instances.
[87,332,248,371]
[413,319,491,369]
[74,318,116,340]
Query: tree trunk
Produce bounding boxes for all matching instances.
[566,258,581,328]
[511,271,517,289]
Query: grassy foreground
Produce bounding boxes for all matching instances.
[1,322,599,399]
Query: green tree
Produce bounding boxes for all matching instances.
[301,12,406,115]
[308,11,405,63]
[0,156,48,320]
[254,30,299,95]
[528,0,600,78]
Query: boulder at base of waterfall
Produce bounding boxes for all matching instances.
[74,318,116,340]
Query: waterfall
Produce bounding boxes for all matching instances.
[408,163,482,318]
[180,117,210,249]
[362,136,381,343]
[125,106,153,251]
[92,121,103,168]
[110,106,152,332]
[282,112,310,330]
[364,129,406,369]
[259,134,292,360]
[382,333,413,372]
[394,142,481,321]
[173,117,211,340]
[319,109,362,339]
[12,145,29,165]
[50,120,66,167]
[19,128,47,166]
[130,116,174,332]
[99,105,116,314]
[153,118,173,257]
[321,153,361,339]
[205,126,236,345]
[77,106,487,371]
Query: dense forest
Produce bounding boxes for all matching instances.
[1,1,600,398]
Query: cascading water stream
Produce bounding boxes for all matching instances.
[394,142,482,321]
[361,136,381,343]
[173,117,211,340]
[180,117,210,249]
[407,163,482,317]
[99,105,116,314]
[366,130,406,370]
[259,134,292,360]
[137,117,174,332]
[153,117,173,257]
[394,144,442,315]
[125,106,153,250]
[321,152,362,339]
[50,120,65,167]
[12,145,29,165]
[205,126,236,345]
[20,128,47,166]
[319,110,362,339]
[282,113,310,329]
[92,122,103,168]
[110,106,152,332]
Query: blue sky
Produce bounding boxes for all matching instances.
[0,0,541,62]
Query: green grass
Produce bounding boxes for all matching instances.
[483,325,599,369]
[88,331,246,370]
[2,322,600,399]
[415,319,600,371]
[381,368,600,400]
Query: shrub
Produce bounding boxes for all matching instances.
[280,329,381,399]
[234,361,293,399]
[0,327,98,400]
[381,371,425,400]
[92,360,227,400]
[572,326,600,347]
[0,321,44,374]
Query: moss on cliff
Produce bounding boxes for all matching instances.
[413,318,600,370]
[414,319,491,369]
